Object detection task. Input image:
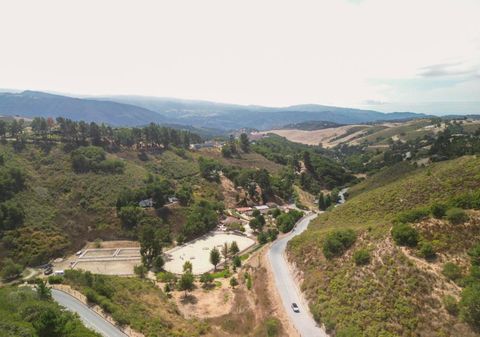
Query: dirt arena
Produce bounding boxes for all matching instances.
[163,232,255,274]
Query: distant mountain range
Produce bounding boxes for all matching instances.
[0,91,165,126]
[0,90,428,130]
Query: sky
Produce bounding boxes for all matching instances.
[0,0,479,114]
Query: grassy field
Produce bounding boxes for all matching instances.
[288,156,480,336]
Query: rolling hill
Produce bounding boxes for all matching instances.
[0,91,166,126]
[105,95,426,130]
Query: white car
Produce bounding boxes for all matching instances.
[291,303,300,313]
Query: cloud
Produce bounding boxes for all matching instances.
[418,61,478,78]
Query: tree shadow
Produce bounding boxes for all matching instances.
[181,293,198,304]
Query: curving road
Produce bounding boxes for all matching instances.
[268,213,328,337]
[52,289,128,337]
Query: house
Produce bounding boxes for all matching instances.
[139,198,153,208]
[254,205,270,214]
[236,207,253,215]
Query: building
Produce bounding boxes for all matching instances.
[254,205,270,214]
[138,198,153,208]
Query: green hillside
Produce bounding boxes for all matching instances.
[288,156,480,336]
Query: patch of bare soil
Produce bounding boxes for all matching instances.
[173,278,235,319]
[169,246,296,336]
[267,125,369,147]
[220,174,239,209]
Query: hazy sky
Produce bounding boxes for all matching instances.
[1,0,479,113]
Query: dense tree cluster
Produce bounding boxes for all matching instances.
[252,135,354,194]
[71,146,125,174]
[182,200,222,240]
[0,286,100,337]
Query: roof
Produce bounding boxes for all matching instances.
[254,205,269,210]
[236,207,253,212]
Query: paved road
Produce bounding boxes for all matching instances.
[52,289,128,337]
[268,213,328,337]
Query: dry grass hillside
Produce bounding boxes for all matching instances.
[288,156,480,336]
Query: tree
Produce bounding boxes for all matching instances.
[233,255,241,269]
[183,261,193,273]
[229,241,240,256]
[240,133,250,153]
[222,242,229,261]
[139,223,164,269]
[118,206,144,229]
[318,192,326,211]
[153,255,165,271]
[210,247,221,271]
[229,277,238,288]
[36,280,52,300]
[176,184,193,206]
[200,272,214,289]
[178,272,194,297]
[1,258,23,281]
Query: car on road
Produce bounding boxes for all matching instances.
[291,303,300,313]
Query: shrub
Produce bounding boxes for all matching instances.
[265,317,280,337]
[459,284,480,329]
[322,229,356,259]
[442,295,459,315]
[47,275,64,284]
[0,258,23,281]
[396,208,429,224]
[446,208,469,225]
[391,223,419,247]
[419,242,436,260]
[431,202,447,219]
[469,243,480,266]
[353,249,370,266]
[442,262,463,282]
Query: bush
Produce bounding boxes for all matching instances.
[431,202,447,218]
[442,295,459,315]
[0,258,23,281]
[265,317,280,337]
[419,242,436,260]
[322,229,356,259]
[446,208,469,225]
[442,262,462,281]
[396,208,429,224]
[47,275,64,284]
[459,284,480,329]
[391,223,419,247]
[469,243,480,266]
[353,249,370,266]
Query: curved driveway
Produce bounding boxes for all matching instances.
[268,213,328,337]
[52,289,128,337]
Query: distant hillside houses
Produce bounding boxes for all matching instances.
[189,140,224,150]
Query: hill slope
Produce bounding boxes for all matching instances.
[103,95,426,130]
[0,91,166,126]
[288,157,480,336]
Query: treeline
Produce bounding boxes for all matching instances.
[0,117,202,150]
